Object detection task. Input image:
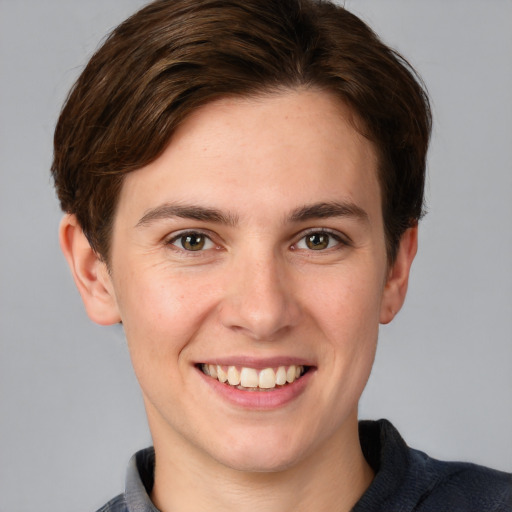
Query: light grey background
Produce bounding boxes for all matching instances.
[1,1,511,511]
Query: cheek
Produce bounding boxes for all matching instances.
[115,268,218,361]
[308,265,382,387]
[309,265,384,336]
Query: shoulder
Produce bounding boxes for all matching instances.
[409,450,512,511]
[95,493,128,512]
[356,419,512,512]
[93,447,156,512]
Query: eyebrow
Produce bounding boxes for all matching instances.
[135,200,368,228]
[289,201,369,224]
[136,203,239,228]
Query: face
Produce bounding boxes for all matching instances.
[91,90,411,472]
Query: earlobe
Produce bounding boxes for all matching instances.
[59,214,121,325]
[379,226,418,325]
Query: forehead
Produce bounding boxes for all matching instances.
[116,89,381,226]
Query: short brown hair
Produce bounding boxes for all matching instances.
[52,0,431,263]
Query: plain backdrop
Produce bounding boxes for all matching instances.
[1,1,511,511]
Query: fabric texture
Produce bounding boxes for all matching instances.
[96,419,512,512]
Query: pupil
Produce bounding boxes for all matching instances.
[307,233,328,250]
[183,234,204,251]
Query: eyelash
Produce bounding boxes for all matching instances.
[291,229,350,252]
[166,228,350,254]
[167,230,218,253]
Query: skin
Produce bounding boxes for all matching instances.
[60,89,417,512]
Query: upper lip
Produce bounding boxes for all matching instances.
[196,356,315,369]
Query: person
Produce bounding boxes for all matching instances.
[51,0,512,511]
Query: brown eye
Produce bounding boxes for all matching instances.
[305,233,330,250]
[181,233,206,251]
[170,232,215,251]
[295,231,344,251]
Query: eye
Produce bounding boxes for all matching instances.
[295,231,344,251]
[169,232,215,251]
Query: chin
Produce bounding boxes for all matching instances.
[205,426,313,474]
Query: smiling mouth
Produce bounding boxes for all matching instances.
[199,364,308,391]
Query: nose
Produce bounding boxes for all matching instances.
[218,252,301,341]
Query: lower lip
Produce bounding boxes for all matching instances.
[197,367,314,410]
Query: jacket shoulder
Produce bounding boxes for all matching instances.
[414,452,512,511]
[95,493,128,512]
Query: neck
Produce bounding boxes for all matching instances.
[149,413,374,512]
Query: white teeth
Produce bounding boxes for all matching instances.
[240,367,259,387]
[209,364,218,379]
[202,364,306,390]
[227,366,241,386]
[217,366,228,383]
[259,368,276,389]
[276,366,287,385]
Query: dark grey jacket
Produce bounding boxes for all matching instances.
[97,419,512,512]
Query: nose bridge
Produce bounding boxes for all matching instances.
[219,244,300,340]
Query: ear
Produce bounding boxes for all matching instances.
[59,214,121,325]
[379,226,418,324]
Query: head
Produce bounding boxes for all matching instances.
[52,0,431,266]
[53,0,431,478]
